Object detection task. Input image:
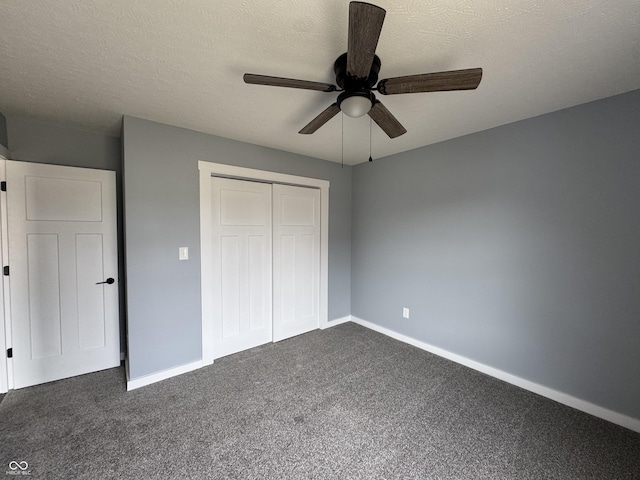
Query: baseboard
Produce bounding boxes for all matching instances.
[124,315,351,390]
[126,359,206,391]
[320,315,352,330]
[350,316,640,433]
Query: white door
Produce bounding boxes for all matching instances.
[211,177,272,358]
[273,184,320,341]
[7,161,119,389]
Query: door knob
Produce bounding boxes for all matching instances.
[96,278,115,285]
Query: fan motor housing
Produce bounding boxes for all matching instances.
[334,52,381,91]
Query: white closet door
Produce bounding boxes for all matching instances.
[211,177,272,358]
[7,160,119,389]
[273,184,320,342]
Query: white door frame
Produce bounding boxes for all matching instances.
[0,157,9,393]
[199,161,329,364]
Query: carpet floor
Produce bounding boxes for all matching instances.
[1,322,639,479]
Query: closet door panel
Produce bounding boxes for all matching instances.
[210,177,272,358]
[273,184,320,342]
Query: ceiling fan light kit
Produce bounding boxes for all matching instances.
[244,1,483,138]
[338,91,375,117]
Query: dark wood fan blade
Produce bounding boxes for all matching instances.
[368,100,407,138]
[347,2,386,79]
[299,103,341,134]
[377,68,483,95]
[244,74,336,92]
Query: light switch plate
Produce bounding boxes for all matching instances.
[402,307,410,319]
[179,247,189,260]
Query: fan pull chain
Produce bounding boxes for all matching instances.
[368,117,373,162]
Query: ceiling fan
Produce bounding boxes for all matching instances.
[244,1,482,139]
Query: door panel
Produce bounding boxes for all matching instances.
[211,177,272,358]
[273,185,320,342]
[248,234,268,330]
[27,233,62,359]
[25,176,103,221]
[7,161,119,389]
[220,235,241,338]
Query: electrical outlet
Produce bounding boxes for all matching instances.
[402,307,410,319]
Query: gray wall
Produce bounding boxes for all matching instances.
[122,116,351,380]
[5,116,125,350]
[351,89,640,419]
[0,112,8,149]
[7,116,120,171]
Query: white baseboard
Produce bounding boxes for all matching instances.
[320,315,352,329]
[350,316,640,433]
[126,359,206,391]
[124,315,349,391]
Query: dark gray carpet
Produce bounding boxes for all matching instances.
[1,323,639,479]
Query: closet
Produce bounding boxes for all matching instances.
[200,164,326,361]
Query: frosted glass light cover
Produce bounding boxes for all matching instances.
[340,96,373,118]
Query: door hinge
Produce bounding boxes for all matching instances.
[6,348,12,358]
[0,181,6,192]
[2,266,8,276]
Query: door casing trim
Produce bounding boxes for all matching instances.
[0,157,9,393]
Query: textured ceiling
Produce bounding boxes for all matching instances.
[1,1,639,165]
